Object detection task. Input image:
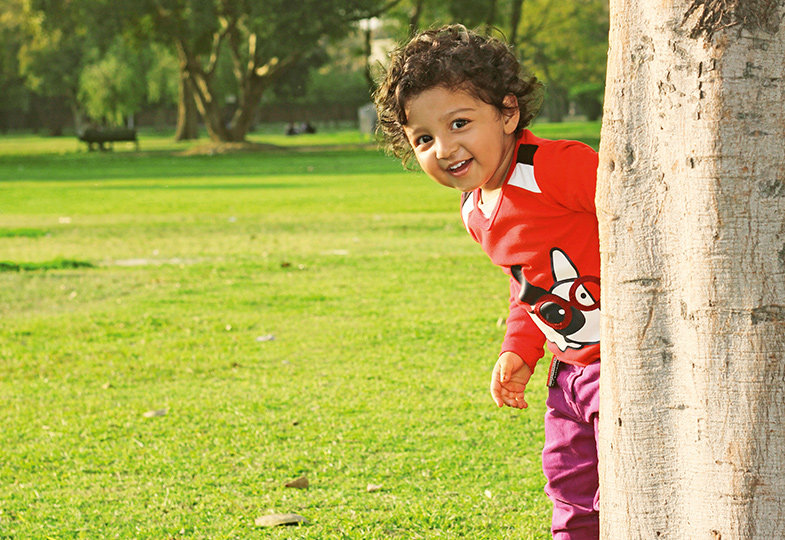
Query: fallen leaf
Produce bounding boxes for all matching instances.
[254,513,307,527]
[366,484,383,493]
[285,476,309,489]
[143,408,168,418]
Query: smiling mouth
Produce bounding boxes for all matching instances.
[447,159,472,174]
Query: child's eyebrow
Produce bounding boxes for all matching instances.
[439,107,475,121]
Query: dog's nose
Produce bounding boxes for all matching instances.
[540,302,568,326]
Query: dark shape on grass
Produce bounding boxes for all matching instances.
[254,513,308,527]
[285,476,309,489]
[0,228,49,238]
[78,128,139,152]
[0,258,94,272]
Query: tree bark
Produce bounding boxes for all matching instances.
[174,66,199,141]
[597,1,785,538]
[176,41,232,142]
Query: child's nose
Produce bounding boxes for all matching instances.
[434,137,456,160]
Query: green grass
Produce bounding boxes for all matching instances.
[0,122,599,539]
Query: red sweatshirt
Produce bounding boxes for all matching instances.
[460,130,600,371]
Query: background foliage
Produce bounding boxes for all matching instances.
[0,0,608,134]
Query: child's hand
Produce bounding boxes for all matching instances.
[490,351,532,409]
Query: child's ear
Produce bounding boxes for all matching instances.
[502,94,520,134]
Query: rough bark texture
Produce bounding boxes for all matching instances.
[597,0,785,538]
[174,67,199,141]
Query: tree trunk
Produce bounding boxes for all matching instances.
[227,74,268,141]
[408,0,425,38]
[71,100,85,135]
[188,68,232,142]
[597,1,785,538]
[509,0,524,47]
[484,0,497,35]
[175,67,199,141]
[363,25,375,95]
[544,84,567,122]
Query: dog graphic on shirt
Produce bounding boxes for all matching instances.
[511,248,600,352]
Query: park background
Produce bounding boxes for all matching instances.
[1,0,606,538]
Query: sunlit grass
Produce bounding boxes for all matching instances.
[0,123,600,538]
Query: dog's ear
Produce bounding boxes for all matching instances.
[510,265,524,284]
[518,280,549,305]
[550,248,579,282]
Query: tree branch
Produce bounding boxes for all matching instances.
[206,16,234,76]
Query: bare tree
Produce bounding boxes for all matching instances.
[597,0,785,538]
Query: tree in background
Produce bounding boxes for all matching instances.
[139,0,394,142]
[3,0,611,135]
[597,0,785,536]
[0,0,30,131]
[14,0,101,134]
[515,0,609,122]
[383,0,608,122]
[78,38,177,128]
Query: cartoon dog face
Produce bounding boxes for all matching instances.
[512,248,600,352]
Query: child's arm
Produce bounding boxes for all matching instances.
[490,351,532,409]
[501,278,546,373]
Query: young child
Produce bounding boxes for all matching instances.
[374,25,601,540]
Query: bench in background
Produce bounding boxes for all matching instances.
[78,128,139,151]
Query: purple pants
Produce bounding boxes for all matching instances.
[542,360,600,540]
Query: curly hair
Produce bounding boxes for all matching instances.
[374,24,543,166]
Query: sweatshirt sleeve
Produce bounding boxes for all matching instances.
[537,140,599,215]
[500,277,546,372]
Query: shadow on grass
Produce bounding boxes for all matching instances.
[0,147,402,183]
[95,182,304,191]
[0,258,94,272]
[0,228,50,238]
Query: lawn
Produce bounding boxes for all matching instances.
[0,122,599,539]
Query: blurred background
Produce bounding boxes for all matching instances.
[0,0,608,140]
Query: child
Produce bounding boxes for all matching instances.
[374,25,601,540]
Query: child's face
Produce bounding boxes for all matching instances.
[403,86,519,192]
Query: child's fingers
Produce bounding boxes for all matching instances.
[490,366,505,407]
[492,356,528,409]
[497,386,528,409]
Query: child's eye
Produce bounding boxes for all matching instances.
[415,134,432,146]
[451,119,469,129]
